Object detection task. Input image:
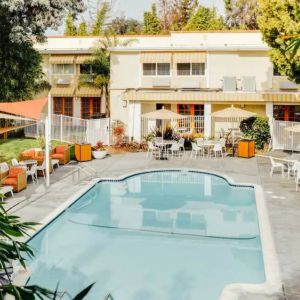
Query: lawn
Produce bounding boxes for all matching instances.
[0,138,68,163]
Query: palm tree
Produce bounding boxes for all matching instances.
[79,33,137,117]
[287,36,300,58]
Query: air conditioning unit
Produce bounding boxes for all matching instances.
[152,78,171,87]
[279,80,298,90]
[56,78,71,85]
[180,80,201,89]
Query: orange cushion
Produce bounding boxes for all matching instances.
[52,154,63,159]
[22,150,35,158]
[3,177,17,187]
[9,167,24,178]
[56,146,66,154]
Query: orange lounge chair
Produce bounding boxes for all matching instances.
[1,167,27,193]
[51,145,70,165]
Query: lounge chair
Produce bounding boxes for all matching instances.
[168,142,182,159]
[190,142,204,158]
[1,167,27,192]
[210,143,223,158]
[51,145,70,165]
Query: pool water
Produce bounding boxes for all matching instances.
[26,171,265,300]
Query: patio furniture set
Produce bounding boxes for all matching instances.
[0,145,71,200]
[269,156,300,191]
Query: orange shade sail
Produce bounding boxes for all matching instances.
[0,97,48,121]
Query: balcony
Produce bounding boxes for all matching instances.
[272,76,299,91]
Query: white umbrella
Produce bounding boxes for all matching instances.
[211,105,257,119]
[141,107,183,155]
[285,124,300,152]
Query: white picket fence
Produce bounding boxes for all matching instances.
[272,119,300,151]
[141,115,205,139]
[24,114,110,145]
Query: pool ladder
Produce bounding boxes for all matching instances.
[71,163,99,184]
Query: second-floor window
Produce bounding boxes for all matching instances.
[143,63,170,76]
[177,63,205,76]
[53,64,75,75]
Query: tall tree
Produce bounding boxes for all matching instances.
[64,12,77,36]
[92,1,110,35]
[158,0,173,32]
[78,22,88,36]
[143,4,162,34]
[184,6,224,31]
[0,0,84,101]
[258,0,300,83]
[109,17,142,35]
[224,0,259,29]
[177,0,194,30]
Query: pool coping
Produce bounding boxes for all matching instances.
[15,168,282,299]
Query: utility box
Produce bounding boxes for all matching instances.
[238,140,255,158]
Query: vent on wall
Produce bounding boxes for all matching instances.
[152,78,171,87]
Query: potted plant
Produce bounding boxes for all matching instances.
[92,141,107,159]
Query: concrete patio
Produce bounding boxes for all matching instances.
[5,151,300,300]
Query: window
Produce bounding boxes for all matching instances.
[143,63,156,76]
[80,64,93,74]
[143,63,170,76]
[274,105,300,122]
[81,97,102,119]
[178,104,191,115]
[53,97,73,116]
[53,64,74,74]
[177,63,205,76]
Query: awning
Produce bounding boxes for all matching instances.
[123,90,264,102]
[173,52,206,63]
[262,92,300,103]
[140,52,172,63]
[0,97,48,120]
[51,85,76,97]
[76,86,101,97]
[49,55,75,64]
[76,55,92,64]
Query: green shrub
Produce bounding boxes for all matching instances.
[240,116,271,150]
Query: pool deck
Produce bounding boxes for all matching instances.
[6,151,300,300]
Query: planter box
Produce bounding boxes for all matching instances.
[238,140,255,158]
[92,150,107,159]
[75,143,92,162]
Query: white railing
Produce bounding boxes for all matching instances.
[272,119,300,151]
[24,114,110,145]
[141,115,204,140]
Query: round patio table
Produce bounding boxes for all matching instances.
[19,160,37,170]
[154,141,177,160]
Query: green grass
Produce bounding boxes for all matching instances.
[0,138,68,163]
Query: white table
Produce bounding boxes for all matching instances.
[20,160,37,170]
[0,185,14,200]
[154,141,178,160]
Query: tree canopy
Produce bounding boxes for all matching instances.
[258,0,300,83]
[143,4,162,34]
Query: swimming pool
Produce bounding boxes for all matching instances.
[26,170,266,300]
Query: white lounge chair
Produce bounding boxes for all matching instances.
[178,138,185,153]
[269,157,284,177]
[168,143,181,159]
[147,141,158,158]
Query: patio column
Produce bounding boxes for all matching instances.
[204,103,212,138]
[128,101,141,142]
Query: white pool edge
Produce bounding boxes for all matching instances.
[17,168,282,299]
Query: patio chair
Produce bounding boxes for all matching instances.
[269,157,284,177]
[1,167,27,192]
[147,141,158,158]
[168,143,182,159]
[190,142,204,158]
[210,143,223,158]
[51,145,70,165]
[219,138,226,153]
[178,138,185,153]
[36,160,47,180]
[26,164,38,184]
[11,158,19,167]
[296,164,300,191]
[0,162,9,181]
[196,138,204,147]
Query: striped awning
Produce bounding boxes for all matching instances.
[76,86,101,97]
[123,90,264,102]
[51,85,75,97]
[262,92,300,103]
[76,55,92,64]
[140,52,172,63]
[173,52,206,63]
[49,55,75,64]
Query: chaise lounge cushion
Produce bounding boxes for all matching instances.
[3,177,17,187]
[52,153,64,159]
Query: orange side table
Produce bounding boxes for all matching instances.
[238,140,255,158]
[75,143,92,162]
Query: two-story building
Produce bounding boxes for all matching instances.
[36,31,300,141]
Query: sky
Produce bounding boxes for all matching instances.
[48,0,225,35]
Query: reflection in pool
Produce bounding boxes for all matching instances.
[26,171,265,300]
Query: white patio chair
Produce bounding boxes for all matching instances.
[190,142,204,158]
[219,138,226,153]
[0,162,9,174]
[147,141,158,158]
[210,143,223,158]
[269,157,284,177]
[168,143,181,159]
[178,138,185,153]
[196,138,204,147]
[11,159,19,167]
[296,164,300,191]
[26,164,38,184]
[36,161,46,180]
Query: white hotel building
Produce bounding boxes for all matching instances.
[36,31,300,142]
